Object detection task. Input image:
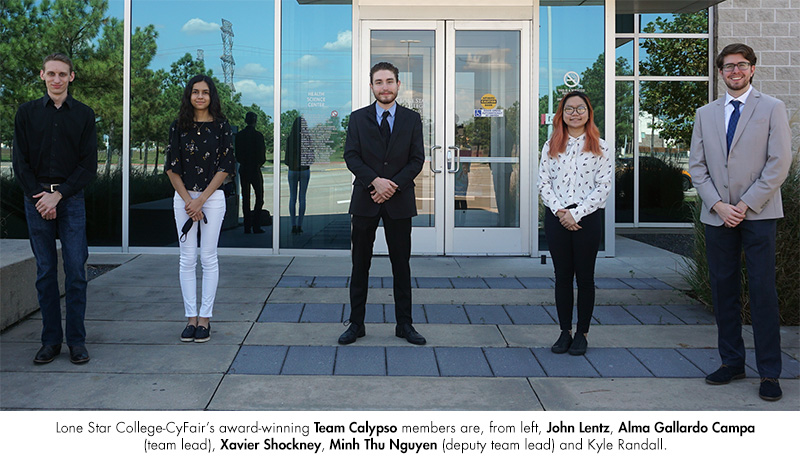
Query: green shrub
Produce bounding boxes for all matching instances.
[683,158,800,326]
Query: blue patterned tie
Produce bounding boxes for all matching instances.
[726,100,741,155]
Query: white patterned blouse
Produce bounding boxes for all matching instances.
[537,134,613,223]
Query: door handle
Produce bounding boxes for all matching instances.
[430,145,442,173]
[447,145,461,173]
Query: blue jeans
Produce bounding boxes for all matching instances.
[288,169,310,227]
[24,192,89,347]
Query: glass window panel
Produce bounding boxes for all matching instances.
[639,38,708,76]
[638,81,706,223]
[615,81,635,223]
[0,1,124,247]
[131,0,275,248]
[640,11,708,34]
[616,14,634,34]
[615,39,634,77]
[539,3,605,251]
[280,0,351,249]
[370,30,436,228]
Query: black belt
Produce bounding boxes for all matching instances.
[40,183,60,193]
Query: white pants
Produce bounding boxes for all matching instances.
[173,190,226,318]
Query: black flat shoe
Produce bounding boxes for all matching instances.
[338,322,365,345]
[395,323,426,345]
[181,324,196,342]
[568,334,588,356]
[705,365,746,385]
[69,345,90,364]
[194,323,211,343]
[551,331,572,354]
[34,344,61,364]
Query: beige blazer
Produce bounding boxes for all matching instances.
[689,88,792,226]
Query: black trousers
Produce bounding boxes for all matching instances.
[705,220,781,378]
[544,208,603,334]
[348,207,412,326]
[239,168,264,230]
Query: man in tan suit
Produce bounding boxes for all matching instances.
[689,43,792,401]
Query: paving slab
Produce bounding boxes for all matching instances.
[500,324,722,349]
[483,347,546,377]
[584,348,653,377]
[334,346,386,376]
[530,377,800,411]
[229,345,288,375]
[209,375,543,410]
[435,347,493,377]
[0,372,222,410]
[628,348,706,378]
[531,348,600,377]
[503,305,555,325]
[386,347,439,376]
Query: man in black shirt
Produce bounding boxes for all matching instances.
[12,53,97,365]
[235,112,266,234]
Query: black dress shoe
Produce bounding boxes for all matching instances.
[396,323,426,345]
[68,345,90,365]
[759,378,782,401]
[338,322,365,345]
[705,365,745,385]
[34,344,61,364]
[551,330,573,354]
[568,333,588,355]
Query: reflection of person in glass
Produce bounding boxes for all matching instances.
[339,62,426,346]
[165,75,235,344]
[13,53,97,365]
[284,116,311,234]
[689,44,791,401]
[235,111,266,234]
[538,91,612,356]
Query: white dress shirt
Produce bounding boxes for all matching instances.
[724,85,753,133]
[537,134,613,223]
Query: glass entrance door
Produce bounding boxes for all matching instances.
[363,21,530,255]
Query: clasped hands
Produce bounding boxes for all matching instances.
[185,196,206,221]
[713,200,748,228]
[557,209,581,231]
[370,177,397,204]
[33,191,62,220]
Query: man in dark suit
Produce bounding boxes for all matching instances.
[689,43,792,401]
[235,112,266,234]
[339,62,426,345]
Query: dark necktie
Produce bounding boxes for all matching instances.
[726,100,741,155]
[380,110,391,145]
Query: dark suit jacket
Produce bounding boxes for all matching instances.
[344,103,424,219]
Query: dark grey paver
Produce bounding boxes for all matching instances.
[619,278,655,289]
[592,305,641,325]
[484,348,546,377]
[381,277,394,289]
[368,277,382,289]
[544,306,599,325]
[384,304,427,323]
[640,278,673,290]
[517,277,555,289]
[450,277,489,289]
[277,276,314,288]
[663,304,714,324]
[483,277,525,289]
[386,347,439,376]
[415,277,453,288]
[594,278,632,289]
[676,348,723,376]
[281,346,336,375]
[623,305,683,325]
[334,346,386,376]
[745,349,800,379]
[464,305,512,325]
[312,276,348,288]
[229,346,287,375]
[259,303,303,322]
[504,305,555,325]
[629,348,705,377]
[424,304,469,324]
[435,347,493,377]
[300,303,343,323]
[585,348,653,377]
[531,348,600,377]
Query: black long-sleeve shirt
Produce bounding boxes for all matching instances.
[13,94,98,198]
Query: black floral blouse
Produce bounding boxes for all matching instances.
[165,120,235,192]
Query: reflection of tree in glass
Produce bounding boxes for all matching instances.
[639,11,708,148]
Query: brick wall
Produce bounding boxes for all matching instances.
[717,0,800,153]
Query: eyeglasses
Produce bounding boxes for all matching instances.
[564,106,587,115]
[722,62,752,72]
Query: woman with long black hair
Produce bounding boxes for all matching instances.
[165,75,235,343]
[538,91,613,355]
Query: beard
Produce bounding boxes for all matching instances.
[373,90,397,105]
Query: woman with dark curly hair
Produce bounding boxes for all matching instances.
[538,91,613,356]
[165,75,235,343]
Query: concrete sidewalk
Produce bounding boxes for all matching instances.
[1,236,798,411]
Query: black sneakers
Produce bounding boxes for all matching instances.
[551,331,573,354]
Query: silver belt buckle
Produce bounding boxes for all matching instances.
[43,184,59,193]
